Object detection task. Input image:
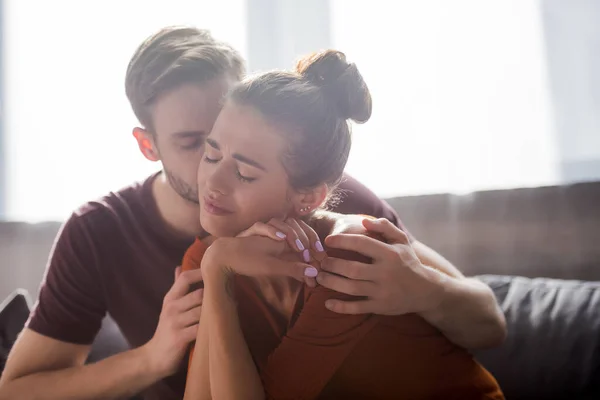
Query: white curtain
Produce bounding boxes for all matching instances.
[332,0,559,198]
[4,0,246,221]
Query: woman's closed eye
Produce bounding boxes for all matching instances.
[204,155,220,164]
[204,156,257,183]
[236,170,257,183]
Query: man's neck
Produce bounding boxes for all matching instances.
[152,172,204,239]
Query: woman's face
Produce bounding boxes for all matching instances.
[197,102,297,237]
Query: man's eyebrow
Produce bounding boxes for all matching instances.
[206,138,266,171]
[172,130,207,138]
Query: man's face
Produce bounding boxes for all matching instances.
[149,78,233,204]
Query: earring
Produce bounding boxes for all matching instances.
[299,206,311,213]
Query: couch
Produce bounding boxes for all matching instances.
[2,180,600,399]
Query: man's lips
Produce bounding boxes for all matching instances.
[203,197,233,215]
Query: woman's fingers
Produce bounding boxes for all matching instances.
[297,219,326,261]
[267,218,305,252]
[286,218,312,262]
[237,221,287,241]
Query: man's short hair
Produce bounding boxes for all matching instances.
[125,26,245,131]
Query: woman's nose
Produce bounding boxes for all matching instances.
[206,164,231,196]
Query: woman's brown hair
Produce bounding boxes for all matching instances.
[229,50,372,195]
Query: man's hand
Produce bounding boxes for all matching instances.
[318,218,448,315]
[317,217,506,349]
[143,267,204,377]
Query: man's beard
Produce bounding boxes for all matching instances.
[164,169,199,205]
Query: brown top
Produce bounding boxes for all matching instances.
[183,237,504,400]
[26,172,408,400]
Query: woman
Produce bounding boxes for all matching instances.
[182,50,504,399]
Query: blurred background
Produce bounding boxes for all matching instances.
[1,0,598,222]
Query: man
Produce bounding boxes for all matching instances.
[0,27,505,400]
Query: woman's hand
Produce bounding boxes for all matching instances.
[201,229,319,285]
[235,218,326,287]
[237,218,326,258]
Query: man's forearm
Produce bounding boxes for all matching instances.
[0,345,161,400]
[420,276,506,350]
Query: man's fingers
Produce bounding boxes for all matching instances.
[324,299,376,315]
[175,289,203,312]
[176,307,202,328]
[316,271,377,297]
[320,257,376,281]
[362,218,409,245]
[324,234,389,260]
[181,324,199,343]
[174,265,182,280]
[165,268,204,301]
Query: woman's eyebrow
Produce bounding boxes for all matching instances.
[206,138,266,171]
[232,153,266,171]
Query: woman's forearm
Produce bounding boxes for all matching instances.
[183,308,211,400]
[205,267,264,400]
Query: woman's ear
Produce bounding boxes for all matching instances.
[133,127,160,162]
[293,183,329,216]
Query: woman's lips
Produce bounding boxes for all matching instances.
[203,197,233,216]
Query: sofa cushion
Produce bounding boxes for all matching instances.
[386,181,600,280]
[0,221,62,302]
[0,290,32,374]
[475,275,600,400]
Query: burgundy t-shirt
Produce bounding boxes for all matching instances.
[27,172,410,400]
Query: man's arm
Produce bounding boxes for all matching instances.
[318,217,506,350]
[411,240,506,349]
[1,267,205,400]
[0,329,160,400]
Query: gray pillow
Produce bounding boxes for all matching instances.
[1,289,32,374]
[475,275,600,400]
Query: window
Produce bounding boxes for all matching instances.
[332,0,559,197]
[4,0,246,221]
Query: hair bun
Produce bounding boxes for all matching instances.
[296,50,372,123]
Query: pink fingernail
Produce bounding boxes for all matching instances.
[303,249,310,263]
[295,239,305,251]
[304,267,318,277]
[276,231,286,239]
[315,241,324,252]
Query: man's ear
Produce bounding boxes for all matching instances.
[132,127,159,162]
[293,183,329,216]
